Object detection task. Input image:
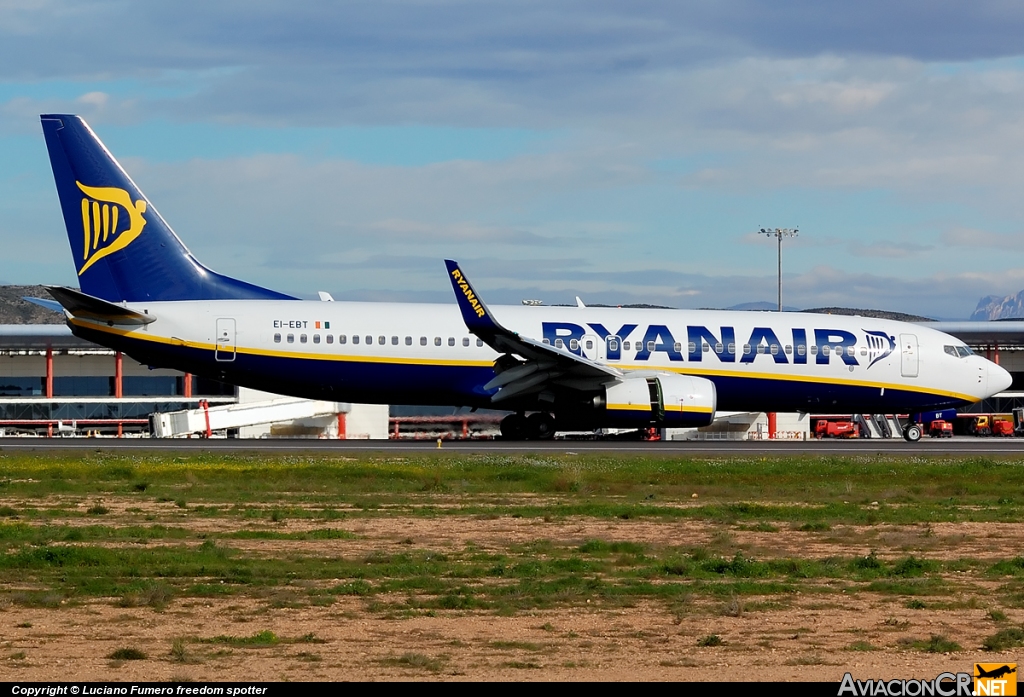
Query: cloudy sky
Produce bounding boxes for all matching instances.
[3,1,1024,318]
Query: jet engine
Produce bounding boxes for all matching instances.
[598,374,716,427]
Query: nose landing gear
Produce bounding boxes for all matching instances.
[902,423,922,442]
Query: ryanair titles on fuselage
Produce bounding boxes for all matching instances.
[543,321,897,368]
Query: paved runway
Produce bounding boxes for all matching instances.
[2,436,1024,456]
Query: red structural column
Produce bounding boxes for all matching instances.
[115,351,123,438]
[45,346,53,398]
[183,372,193,397]
[46,346,53,438]
[767,412,777,439]
[337,412,347,440]
[995,342,1001,365]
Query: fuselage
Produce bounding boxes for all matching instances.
[67,299,1011,418]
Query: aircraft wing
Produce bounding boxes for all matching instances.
[444,260,621,403]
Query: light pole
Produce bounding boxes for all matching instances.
[758,227,799,312]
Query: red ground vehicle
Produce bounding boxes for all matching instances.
[814,420,859,438]
[928,420,953,438]
[992,419,1014,437]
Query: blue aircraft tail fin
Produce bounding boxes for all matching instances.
[40,114,295,302]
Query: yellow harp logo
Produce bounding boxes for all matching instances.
[76,181,147,276]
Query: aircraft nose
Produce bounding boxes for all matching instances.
[988,362,1013,396]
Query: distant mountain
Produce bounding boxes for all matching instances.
[801,307,934,322]
[971,291,1024,321]
[0,286,65,324]
[726,301,800,312]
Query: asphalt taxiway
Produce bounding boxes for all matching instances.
[1,437,1023,456]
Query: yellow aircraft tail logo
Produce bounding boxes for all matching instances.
[76,181,147,275]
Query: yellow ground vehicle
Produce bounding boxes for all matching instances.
[968,416,992,436]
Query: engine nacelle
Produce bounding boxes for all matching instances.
[601,374,716,427]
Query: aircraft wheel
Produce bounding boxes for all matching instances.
[526,412,556,440]
[500,413,527,440]
[903,425,922,442]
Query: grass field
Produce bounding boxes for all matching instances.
[2,451,1024,680]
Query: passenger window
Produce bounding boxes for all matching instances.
[313,334,320,344]
[822,345,830,356]
[378,336,385,345]
[448,337,455,346]
[715,343,723,353]
[339,335,347,344]
[273,333,281,343]
[743,343,752,354]
[860,347,866,356]
[300,334,307,343]
[770,344,778,355]
[685,342,694,353]
[463,337,470,347]
[477,339,483,347]
[569,338,579,351]
[327,335,334,344]
[406,336,412,346]
[420,337,427,346]
[756,344,765,354]
[703,342,711,353]
[434,337,441,346]
[365,336,372,345]
[543,338,550,345]
[623,341,631,350]
[784,345,792,354]
[353,335,360,345]
[608,338,619,351]
[555,339,564,348]
[647,341,655,351]
[727,343,735,353]
[585,340,593,350]
[797,345,805,355]
[391,336,398,345]
[810,345,817,355]
[287,334,294,343]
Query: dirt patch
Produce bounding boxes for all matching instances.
[2,507,1021,681]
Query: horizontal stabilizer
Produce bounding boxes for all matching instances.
[22,296,65,314]
[46,286,155,326]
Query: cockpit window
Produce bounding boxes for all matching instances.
[956,346,973,358]
[944,345,958,357]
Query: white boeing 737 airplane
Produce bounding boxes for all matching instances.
[35,115,1012,441]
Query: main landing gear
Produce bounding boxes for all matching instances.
[500,412,556,441]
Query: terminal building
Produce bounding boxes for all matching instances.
[0,320,1021,440]
[0,324,387,438]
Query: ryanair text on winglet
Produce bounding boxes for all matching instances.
[451,269,486,318]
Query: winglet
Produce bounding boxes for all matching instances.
[444,260,504,334]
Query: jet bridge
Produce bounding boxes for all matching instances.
[150,398,349,438]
